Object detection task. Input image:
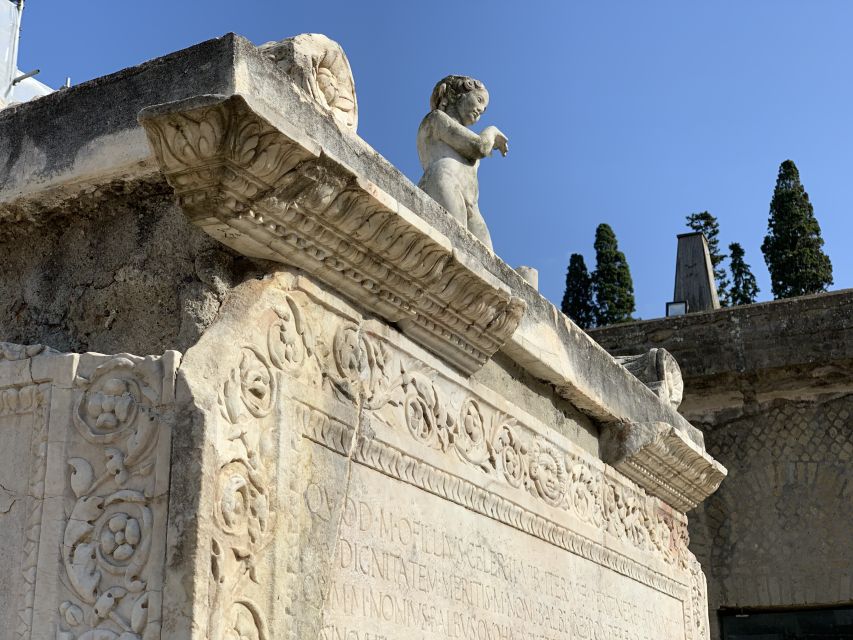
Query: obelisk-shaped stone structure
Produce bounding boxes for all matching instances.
[673,232,720,313]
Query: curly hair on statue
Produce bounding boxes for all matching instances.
[429,75,486,112]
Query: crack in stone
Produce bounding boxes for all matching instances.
[313,322,367,639]
[0,481,16,514]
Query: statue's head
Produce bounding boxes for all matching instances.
[429,75,489,126]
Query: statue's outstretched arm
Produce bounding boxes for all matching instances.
[432,111,505,161]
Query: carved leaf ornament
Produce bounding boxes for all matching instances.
[259,33,359,132]
[59,358,162,639]
[210,298,339,639]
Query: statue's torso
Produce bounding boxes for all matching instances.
[417,112,480,207]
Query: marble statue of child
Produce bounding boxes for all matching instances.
[417,75,508,250]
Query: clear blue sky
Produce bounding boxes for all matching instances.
[19,1,852,320]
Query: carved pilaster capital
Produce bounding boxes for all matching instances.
[139,95,525,375]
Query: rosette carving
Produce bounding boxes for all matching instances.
[452,399,492,471]
[240,349,275,418]
[493,421,527,488]
[216,461,273,547]
[62,486,152,601]
[73,358,159,455]
[58,356,165,640]
[220,348,276,422]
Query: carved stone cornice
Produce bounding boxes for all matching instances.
[139,94,525,375]
[600,420,727,512]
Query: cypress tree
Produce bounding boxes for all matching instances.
[761,160,833,298]
[592,223,635,326]
[561,253,595,329]
[685,211,730,305]
[727,242,759,306]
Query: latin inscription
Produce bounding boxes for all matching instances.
[306,465,685,640]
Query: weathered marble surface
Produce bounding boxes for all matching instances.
[0,344,178,639]
[0,273,713,639]
[0,34,715,456]
[616,348,684,410]
[0,32,724,640]
[164,272,711,639]
[259,33,358,133]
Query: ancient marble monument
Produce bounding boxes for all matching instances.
[0,33,724,639]
[417,75,508,250]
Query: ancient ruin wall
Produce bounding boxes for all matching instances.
[690,394,852,609]
[591,291,853,639]
[0,178,250,355]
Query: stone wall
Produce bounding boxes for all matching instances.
[0,178,252,355]
[591,291,853,639]
[690,394,852,608]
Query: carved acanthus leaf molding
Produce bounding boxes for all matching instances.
[139,95,525,375]
[600,420,727,512]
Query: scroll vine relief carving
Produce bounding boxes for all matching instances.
[329,321,691,568]
[57,356,168,640]
[210,306,306,639]
[215,288,691,589]
[13,381,49,640]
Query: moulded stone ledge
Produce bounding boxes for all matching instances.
[600,421,727,511]
[138,94,527,376]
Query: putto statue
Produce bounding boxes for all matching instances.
[417,75,508,250]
